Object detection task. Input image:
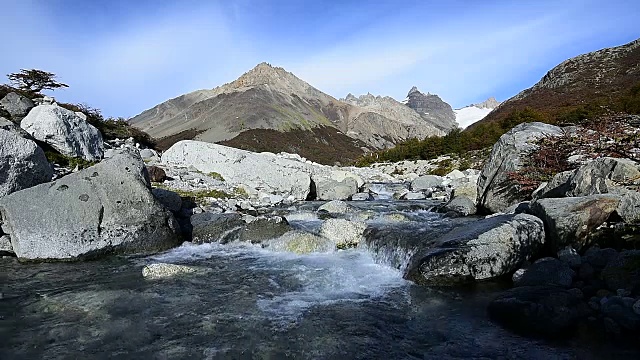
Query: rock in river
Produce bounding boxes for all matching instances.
[0,149,180,260]
[405,214,545,286]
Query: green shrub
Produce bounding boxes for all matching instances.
[44,150,96,169]
[207,172,225,181]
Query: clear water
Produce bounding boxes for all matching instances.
[1,202,638,359]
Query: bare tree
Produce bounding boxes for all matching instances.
[7,69,69,93]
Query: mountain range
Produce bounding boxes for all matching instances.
[129,63,465,164]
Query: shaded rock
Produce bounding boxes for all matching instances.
[142,263,199,279]
[532,171,573,200]
[600,296,640,331]
[503,201,530,214]
[529,194,620,252]
[0,150,180,260]
[513,257,575,288]
[0,129,53,198]
[190,213,244,244]
[151,188,182,213]
[488,286,587,337]
[314,177,358,201]
[21,105,104,161]
[411,175,442,191]
[442,196,476,216]
[319,219,366,247]
[600,250,640,294]
[557,246,581,268]
[162,141,311,200]
[584,246,618,269]
[265,230,334,254]
[147,166,167,183]
[0,117,30,138]
[0,235,13,255]
[405,214,545,285]
[240,216,292,243]
[616,191,640,223]
[477,122,562,213]
[0,92,34,120]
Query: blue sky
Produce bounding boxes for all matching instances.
[0,0,638,118]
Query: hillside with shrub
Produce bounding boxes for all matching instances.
[357,38,640,167]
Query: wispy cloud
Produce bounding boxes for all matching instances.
[0,0,638,116]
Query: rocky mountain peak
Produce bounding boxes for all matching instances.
[474,97,501,109]
[407,86,421,97]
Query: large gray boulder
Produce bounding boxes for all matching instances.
[565,157,639,197]
[405,214,545,285]
[477,122,562,213]
[0,129,53,198]
[314,177,358,201]
[162,141,311,200]
[0,92,34,120]
[20,105,104,161]
[0,149,180,260]
[617,191,640,223]
[411,175,443,191]
[319,219,367,248]
[529,194,620,252]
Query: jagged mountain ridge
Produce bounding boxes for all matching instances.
[129,63,455,159]
[404,86,458,131]
[475,38,640,127]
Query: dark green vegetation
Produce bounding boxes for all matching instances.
[155,129,205,151]
[220,126,366,165]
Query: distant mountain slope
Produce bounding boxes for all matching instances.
[454,97,501,128]
[475,38,640,127]
[129,63,452,163]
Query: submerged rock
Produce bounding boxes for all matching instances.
[142,263,199,279]
[405,214,545,286]
[317,200,354,214]
[0,129,53,198]
[0,149,180,260]
[319,219,367,248]
[265,230,334,254]
[488,286,588,337]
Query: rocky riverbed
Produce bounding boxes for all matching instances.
[1,91,640,357]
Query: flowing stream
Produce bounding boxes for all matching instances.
[1,200,638,359]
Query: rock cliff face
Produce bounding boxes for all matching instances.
[404,86,458,131]
[130,63,452,163]
[475,38,640,127]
